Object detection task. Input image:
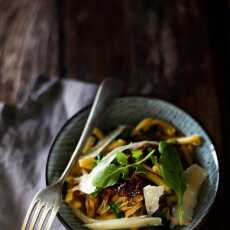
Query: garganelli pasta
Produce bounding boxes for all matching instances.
[63,118,207,229]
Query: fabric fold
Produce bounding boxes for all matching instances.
[0,76,97,229]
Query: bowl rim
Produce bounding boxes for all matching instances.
[45,96,220,230]
[46,102,91,230]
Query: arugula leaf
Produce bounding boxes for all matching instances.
[134,164,145,174]
[116,152,128,165]
[78,141,157,194]
[92,150,155,191]
[116,152,129,179]
[132,149,143,161]
[96,154,101,164]
[92,164,120,189]
[158,141,186,225]
[109,202,124,218]
[121,167,129,180]
[150,155,158,165]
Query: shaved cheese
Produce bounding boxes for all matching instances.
[85,216,162,229]
[143,185,164,215]
[171,164,207,225]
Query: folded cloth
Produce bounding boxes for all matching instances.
[0,76,97,229]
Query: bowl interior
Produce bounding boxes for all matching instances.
[46,97,219,230]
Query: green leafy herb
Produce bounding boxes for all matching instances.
[121,167,129,180]
[116,152,128,165]
[96,154,101,164]
[116,152,129,179]
[158,141,186,225]
[132,149,143,161]
[147,147,153,152]
[92,150,155,190]
[92,164,120,189]
[109,202,124,218]
[134,164,145,174]
[146,147,157,166]
[78,141,157,194]
[150,155,157,165]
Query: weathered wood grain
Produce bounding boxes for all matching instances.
[64,0,131,81]
[0,0,58,105]
[64,0,221,147]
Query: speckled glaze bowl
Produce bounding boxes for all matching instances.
[46,97,219,230]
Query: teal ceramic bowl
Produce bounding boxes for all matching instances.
[46,97,219,230]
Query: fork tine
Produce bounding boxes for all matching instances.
[37,205,51,230]
[45,206,59,230]
[21,198,39,230]
[29,201,44,230]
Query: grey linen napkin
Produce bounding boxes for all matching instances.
[0,76,97,229]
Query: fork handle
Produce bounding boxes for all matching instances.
[58,78,123,183]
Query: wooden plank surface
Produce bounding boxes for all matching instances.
[64,0,221,147]
[0,0,226,229]
[0,0,58,105]
[63,1,223,229]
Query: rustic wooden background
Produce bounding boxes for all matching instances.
[0,0,228,229]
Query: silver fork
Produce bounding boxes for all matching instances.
[21,78,123,230]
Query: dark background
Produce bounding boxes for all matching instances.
[0,0,229,229]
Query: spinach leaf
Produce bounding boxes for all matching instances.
[158,141,186,225]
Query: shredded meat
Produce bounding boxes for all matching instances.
[100,175,144,199]
[101,187,116,201]
[116,175,144,197]
[112,194,144,217]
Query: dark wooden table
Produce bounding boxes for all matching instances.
[0,0,228,229]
